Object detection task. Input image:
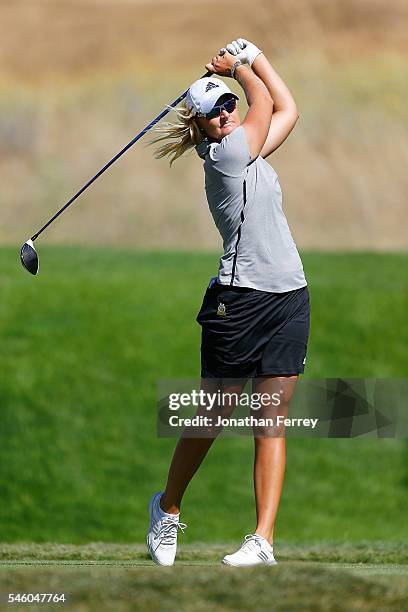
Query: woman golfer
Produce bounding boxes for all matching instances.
[147,39,310,566]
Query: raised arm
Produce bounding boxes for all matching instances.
[251,54,299,158]
[205,52,273,160]
[225,39,299,159]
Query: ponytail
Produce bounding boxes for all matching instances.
[148,103,205,166]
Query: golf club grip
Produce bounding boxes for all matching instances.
[31,71,212,241]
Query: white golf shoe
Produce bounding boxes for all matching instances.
[146,492,187,566]
[222,533,277,567]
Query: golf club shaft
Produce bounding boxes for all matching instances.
[31,71,211,241]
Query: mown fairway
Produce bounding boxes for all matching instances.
[0,248,407,545]
[0,544,407,611]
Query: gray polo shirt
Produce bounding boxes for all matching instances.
[195,125,307,293]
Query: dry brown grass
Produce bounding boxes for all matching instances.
[0,1,407,250]
[1,0,407,80]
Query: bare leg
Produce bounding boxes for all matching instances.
[160,378,246,514]
[251,375,298,544]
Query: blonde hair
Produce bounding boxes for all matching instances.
[148,102,205,166]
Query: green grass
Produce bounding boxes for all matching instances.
[0,248,407,544]
[1,541,407,565]
[0,544,407,612]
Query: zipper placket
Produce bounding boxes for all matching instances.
[230,177,247,286]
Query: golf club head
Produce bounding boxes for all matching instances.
[20,239,39,275]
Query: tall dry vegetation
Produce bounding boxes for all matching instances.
[0,0,407,249]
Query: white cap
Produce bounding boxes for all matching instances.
[185,77,239,117]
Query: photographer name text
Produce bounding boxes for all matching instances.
[168,415,319,429]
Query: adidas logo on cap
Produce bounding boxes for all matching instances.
[205,82,220,92]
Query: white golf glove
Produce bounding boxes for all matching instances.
[225,38,262,66]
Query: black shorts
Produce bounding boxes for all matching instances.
[196,280,310,378]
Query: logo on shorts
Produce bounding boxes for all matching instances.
[217,302,226,317]
[303,356,307,365]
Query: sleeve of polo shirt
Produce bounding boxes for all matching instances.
[208,126,252,176]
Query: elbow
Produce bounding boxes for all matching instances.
[290,108,300,125]
[281,97,298,118]
[288,103,299,121]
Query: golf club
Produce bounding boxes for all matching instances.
[20,71,212,275]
